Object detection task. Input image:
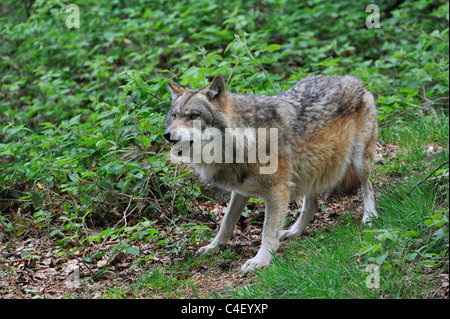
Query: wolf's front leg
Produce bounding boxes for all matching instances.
[198,191,249,255]
[241,187,290,273]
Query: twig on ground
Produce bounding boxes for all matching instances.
[407,161,449,196]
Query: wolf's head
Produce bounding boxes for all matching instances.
[164,75,278,175]
[164,75,231,159]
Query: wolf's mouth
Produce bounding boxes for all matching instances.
[175,140,193,156]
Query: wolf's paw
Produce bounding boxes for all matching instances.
[278,229,301,241]
[197,243,220,255]
[361,217,373,227]
[240,256,270,273]
[362,210,378,227]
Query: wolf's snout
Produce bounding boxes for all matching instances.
[164,130,178,144]
[164,131,180,144]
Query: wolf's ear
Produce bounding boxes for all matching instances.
[204,75,226,103]
[167,81,185,101]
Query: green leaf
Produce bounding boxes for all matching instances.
[405,253,417,261]
[91,251,105,259]
[125,246,140,256]
[142,135,151,148]
[424,219,433,226]
[98,181,113,190]
[98,228,116,238]
[212,54,223,60]
[358,244,378,255]
[264,44,281,51]
[49,229,63,237]
[376,252,389,265]
[432,212,442,221]
[433,220,447,227]
[371,243,382,253]
[433,228,447,241]
[401,230,418,238]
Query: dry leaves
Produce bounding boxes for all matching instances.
[375,141,399,164]
[0,188,361,299]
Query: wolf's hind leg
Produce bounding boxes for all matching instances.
[360,175,377,225]
[279,194,318,241]
[352,157,377,225]
[198,191,249,255]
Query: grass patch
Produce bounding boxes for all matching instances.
[108,267,194,299]
[234,184,448,298]
[105,251,249,299]
[377,113,449,177]
[235,223,372,299]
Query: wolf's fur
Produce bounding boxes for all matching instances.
[164,75,378,272]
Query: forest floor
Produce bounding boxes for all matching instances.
[2,141,447,299]
[0,188,366,299]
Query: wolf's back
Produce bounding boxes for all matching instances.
[277,75,377,193]
[275,75,376,137]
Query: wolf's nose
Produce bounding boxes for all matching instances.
[164,130,177,144]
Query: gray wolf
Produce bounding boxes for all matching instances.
[164,74,378,272]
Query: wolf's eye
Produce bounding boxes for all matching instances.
[171,113,176,119]
[189,114,199,120]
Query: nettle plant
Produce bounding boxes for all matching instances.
[1,69,205,261]
[357,209,449,272]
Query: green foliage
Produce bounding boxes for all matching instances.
[1,1,448,126]
[366,179,449,269]
[108,267,193,298]
[234,225,373,299]
[358,211,449,271]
